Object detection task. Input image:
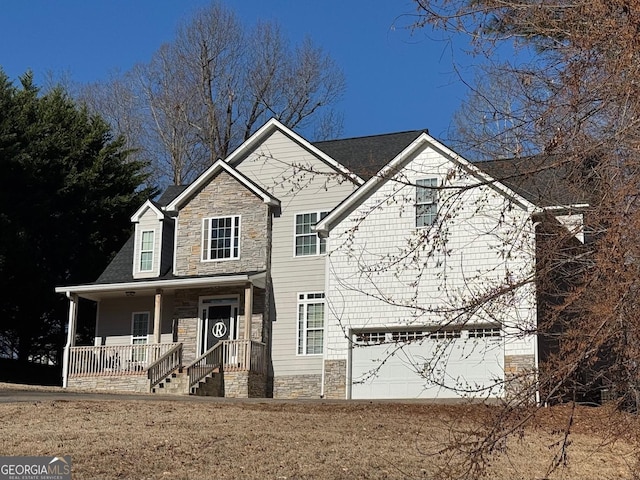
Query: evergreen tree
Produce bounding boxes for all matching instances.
[0,70,156,365]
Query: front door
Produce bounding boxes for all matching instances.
[206,305,231,351]
[199,299,239,355]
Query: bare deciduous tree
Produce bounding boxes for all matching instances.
[389,0,640,476]
[80,2,345,185]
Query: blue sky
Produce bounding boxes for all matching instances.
[0,0,475,141]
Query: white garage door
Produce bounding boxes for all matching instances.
[350,328,504,399]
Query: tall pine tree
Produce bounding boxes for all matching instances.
[0,70,156,366]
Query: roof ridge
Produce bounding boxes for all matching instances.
[313,129,428,144]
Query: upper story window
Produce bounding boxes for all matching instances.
[297,292,325,355]
[416,178,438,227]
[295,211,328,256]
[202,216,240,261]
[139,230,154,272]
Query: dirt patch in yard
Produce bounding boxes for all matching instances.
[0,391,636,479]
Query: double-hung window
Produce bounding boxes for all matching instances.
[139,230,154,272]
[131,312,150,362]
[297,292,325,355]
[295,211,328,256]
[416,178,439,227]
[202,216,240,261]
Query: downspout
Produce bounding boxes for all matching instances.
[532,219,542,406]
[320,234,331,399]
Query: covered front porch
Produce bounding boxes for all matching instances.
[56,273,271,397]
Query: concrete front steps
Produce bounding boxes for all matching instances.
[151,370,223,397]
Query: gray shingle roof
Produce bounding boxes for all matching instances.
[156,185,188,207]
[475,156,588,207]
[95,235,136,284]
[313,130,428,180]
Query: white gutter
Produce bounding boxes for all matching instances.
[541,203,590,212]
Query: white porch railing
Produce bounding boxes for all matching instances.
[187,340,268,389]
[68,343,181,377]
[219,339,268,374]
[148,343,183,388]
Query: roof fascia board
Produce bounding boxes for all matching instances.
[131,200,164,223]
[225,117,364,186]
[166,159,279,211]
[316,133,537,235]
[55,273,265,297]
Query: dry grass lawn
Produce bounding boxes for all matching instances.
[0,386,637,479]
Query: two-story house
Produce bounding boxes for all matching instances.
[55,119,585,399]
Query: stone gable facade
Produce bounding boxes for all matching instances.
[174,170,270,277]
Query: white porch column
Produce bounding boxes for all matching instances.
[62,292,78,388]
[244,282,253,340]
[153,289,163,344]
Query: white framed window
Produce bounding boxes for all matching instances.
[416,178,438,227]
[297,292,325,355]
[139,230,154,272]
[428,329,461,340]
[355,331,388,345]
[202,216,240,261]
[131,312,150,362]
[295,211,328,256]
[468,327,502,338]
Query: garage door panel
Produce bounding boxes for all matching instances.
[351,336,504,399]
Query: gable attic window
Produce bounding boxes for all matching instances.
[202,216,241,261]
[139,230,154,272]
[295,211,328,256]
[416,178,439,227]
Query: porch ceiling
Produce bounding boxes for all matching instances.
[55,272,266,301]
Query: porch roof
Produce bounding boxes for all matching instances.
[55,271,267,301]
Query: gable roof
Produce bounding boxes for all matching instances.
[316,132,541,236]
[130,199,165,222]
[313,130,428,180]
[225,118,364,186]
[166,159,280,211]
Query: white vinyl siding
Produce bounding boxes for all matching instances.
[139,230,154,272]
[297,292,325,355]
[202,216,241,261]
[233,129,358,382]
[416,178,438,227]
[294,211,328,256]
[133,209,163,279]
[325,141,538,399]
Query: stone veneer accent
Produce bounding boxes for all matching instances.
[323,360,347,399]
[224,371,269,398]
[504,354,536,400]
[274,374,322,399]
[68,375,149,393]
[174,170,269,277]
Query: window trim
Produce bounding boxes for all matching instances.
[131,311,150,363]
[416,178,439,228]
[139,229,155,272]
[296,292,325,356]
[294,211,329,257]
[201,215,241,262]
